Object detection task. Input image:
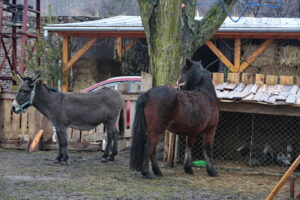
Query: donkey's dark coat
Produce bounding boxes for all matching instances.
[12,77,124,163]
[130,59,219,178]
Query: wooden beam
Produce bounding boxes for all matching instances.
[124,39,137,52]
[266,155,300,200]
[213,32,300,39]
[206,40,236,72]
[28,129,45,153]
[234,38,241,70]
[238,39,273,72]
[57,31,146,38]
[62,36,69,92]
[220,101,300,117]
[64,37,97,72]
[117,37,123,61]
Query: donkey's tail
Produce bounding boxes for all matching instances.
[118,108,125,136]
[130,93,148,172]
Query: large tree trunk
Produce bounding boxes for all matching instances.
[139,0,237,85]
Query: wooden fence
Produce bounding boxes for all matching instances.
[0,91,139,151]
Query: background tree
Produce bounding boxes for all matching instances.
[139,0,238,85]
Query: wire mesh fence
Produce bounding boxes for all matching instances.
[178,111,300,172]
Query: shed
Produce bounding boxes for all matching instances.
[44,16,300,91]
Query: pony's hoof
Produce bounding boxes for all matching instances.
[101,157,108,162]
[108,156,115,161]
[61,160,69,165]
[142,172,155,179]
[184,167,194,174]
[207,170,218,177]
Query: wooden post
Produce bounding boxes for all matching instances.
[279,76,294,85]
[266,155,300,200]
[234,38,241,71]
[117,37,123,61]
[255,74,265,85]
[61,37,97,92]
[167,132,176,167]
[141,72,153,92]
[62,36,69,92]
[266,75,278,85]
[241,73,255,84]
[227,73,240,84]
[212,72,224,85]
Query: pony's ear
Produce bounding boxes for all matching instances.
[16,71,25,82]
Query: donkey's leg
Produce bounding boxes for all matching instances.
[109,126,119,161]
[54,127,63,163]
[102,123,113,162]
[184,135,196,174]
[58,126,69,165]
[203,127,218,177]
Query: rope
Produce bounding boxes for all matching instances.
[188,0,282,23]
[218,0,282,23]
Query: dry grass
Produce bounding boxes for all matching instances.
[279,46,300,67]
[243,43,300,76]
[1,149,299,200]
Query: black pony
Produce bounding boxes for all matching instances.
[12,74,124,163]
[130,59,219,178]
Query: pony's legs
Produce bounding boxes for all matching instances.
[150,146,163,176]
[57,126,69,164]
[203,128,218,177]
[184,135,196,174]
[142,132,163,178]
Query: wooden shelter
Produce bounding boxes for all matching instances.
[44,16,300,92]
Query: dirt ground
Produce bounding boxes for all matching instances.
[0,148,298,200]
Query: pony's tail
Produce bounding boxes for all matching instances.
[130,93,148,172]
[118,108,124,136]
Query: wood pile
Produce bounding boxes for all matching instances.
[213,73,300,105]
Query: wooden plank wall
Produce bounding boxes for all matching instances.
[0,92,140,150]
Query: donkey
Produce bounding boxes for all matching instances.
[12,75,124,164]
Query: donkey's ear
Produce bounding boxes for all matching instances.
[32,75,40,83]
[185,58,193,68]
[16,71,25,82]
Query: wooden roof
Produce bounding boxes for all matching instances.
[44,16,300,39]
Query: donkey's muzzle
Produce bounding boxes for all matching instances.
[12,100,25,114]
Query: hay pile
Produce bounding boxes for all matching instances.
[242,43,300,76]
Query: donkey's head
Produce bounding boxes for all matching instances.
[12,73,40,114]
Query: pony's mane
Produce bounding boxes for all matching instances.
[184,62,217,100]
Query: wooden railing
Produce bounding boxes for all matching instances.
[0,92,139,151]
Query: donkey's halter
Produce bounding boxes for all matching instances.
[12,83,37,113]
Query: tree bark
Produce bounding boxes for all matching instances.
[139,0,238,85]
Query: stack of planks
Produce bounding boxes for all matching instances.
[213,73,300,105]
